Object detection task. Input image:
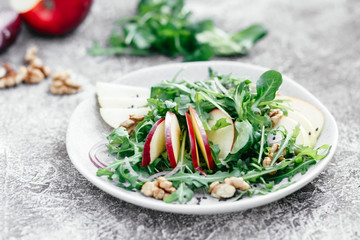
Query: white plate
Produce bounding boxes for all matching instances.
[66,61,338,215]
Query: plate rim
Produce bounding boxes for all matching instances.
[66,61,338,215]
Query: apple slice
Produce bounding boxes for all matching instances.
[268,116,311,146]
[276,95,324,139]
[96,82,150,99]
[188,106,214,170]
[206,109,235,159]
[185,112,203,172]
[99,107,149,128]
[10,0,92,35]
[286,110,316,147]
[165,111,181,168]
[98,97,148,109]
[142,118,166,167]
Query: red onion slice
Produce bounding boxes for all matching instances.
[89,140,108,168]
[0,9,21,52]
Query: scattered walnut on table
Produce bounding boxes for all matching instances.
[120,114,145,135]
[209,177,250,199]
[24,46,38,63]
[23,46,51,84]
[0,63,27,88]
[50,71,82,95]
[141,177,176,200]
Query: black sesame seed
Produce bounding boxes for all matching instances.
[315,127,319,131]
[136,94,139,98]
[131,105,134,108]
[273,137,276,140]
[309,132,311,135]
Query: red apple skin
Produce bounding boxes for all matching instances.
[185,112,205,174]
[20,0,92,35]
[0,9,21,52]
[165,111,178,169]
[188,106,214,170]
[142,118,165,167]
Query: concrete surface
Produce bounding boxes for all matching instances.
[1,0,359,239]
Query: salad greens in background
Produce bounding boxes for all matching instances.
[88,0,267,61]
[97,69,331,204]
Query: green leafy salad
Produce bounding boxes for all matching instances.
[95,69,331,204]
[89,0,267,61]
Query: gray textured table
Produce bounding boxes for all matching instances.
[1,0,359,239]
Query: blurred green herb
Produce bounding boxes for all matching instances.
[88,0,267,61]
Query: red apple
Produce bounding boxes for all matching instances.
[165,111,181,168]
[0,9,21,52]
[10,0,92,35]
[206,109,235,159]
[142,118,166,167]
[185,112,205,174]
[188,106,214,170]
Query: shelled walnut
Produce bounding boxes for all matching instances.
[141,177,176,200]
[50,71,82,95]
[23,46,51,84]
[120,114,145,135]
[262,143,287,175]
[0,63,27,88]
[209,177,250,199]
[268,109,283,127]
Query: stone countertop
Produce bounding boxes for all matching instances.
[1,0,359,239]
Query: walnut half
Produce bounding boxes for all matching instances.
[209,177,250,199]
[0,63,27,88]
[120,114,145,135]
[50,71,82,95]
[141,177,176,200]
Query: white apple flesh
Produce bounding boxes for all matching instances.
[206,108,235,159]
[165,111,181,168]
[188,106,214,170]
[268,116,311,146]
[286,110,316,147]
[276,95,324,139]
[142,118,166,167]
[96,82,150,99]
[99,107,149,128]
[98,97,148,109]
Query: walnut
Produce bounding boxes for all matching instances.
[209,177,250,199]
[24,46,38,63]
[268,109,283,127]
[25,66,45,83]
[15,66,28,84]
[50,71,82,95]
[209,181,236,199]
[158,177,176,193]
[224,177,251,191]
[262,143,287,175]
[0,63,23,88]
[140,176,176,201]
[120,114,145,135]
[23,46,51,82]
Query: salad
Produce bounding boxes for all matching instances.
[92,69,331,204]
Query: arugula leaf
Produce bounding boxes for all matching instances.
[89,0,267,61]
[254,70,282,107]
[210,118,232,131]
[231,120,254,154]
[164,182,194,204]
